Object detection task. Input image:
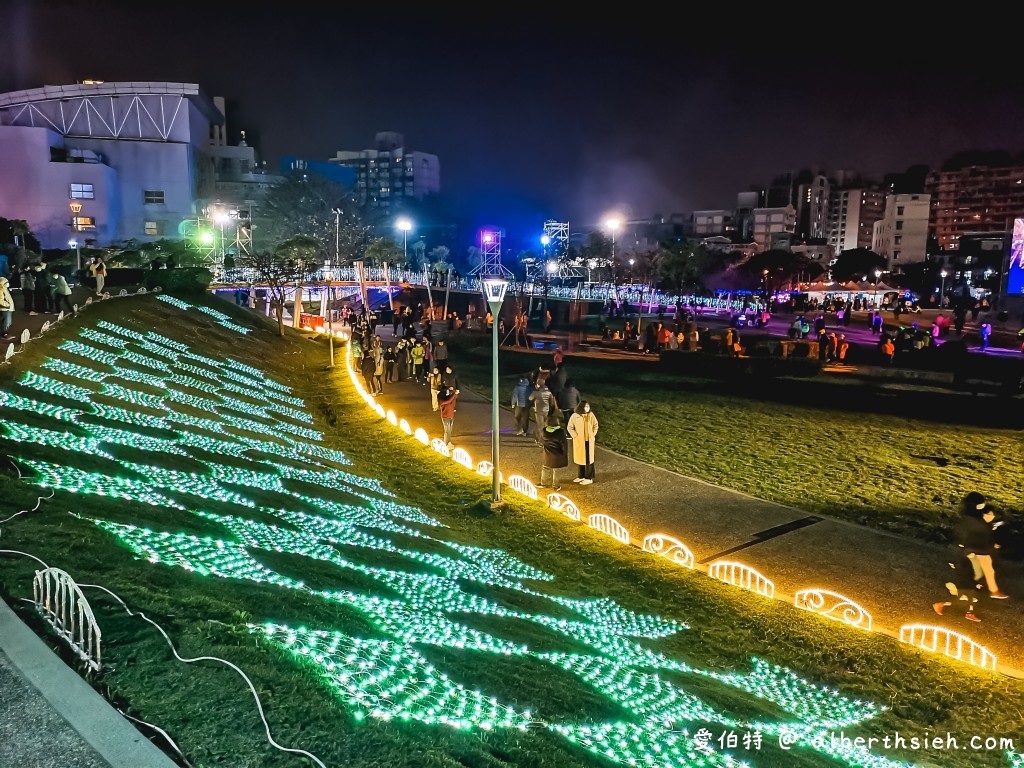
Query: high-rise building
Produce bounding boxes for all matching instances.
[926,162,1024,251]
[827,188,885,255]
[796,175,830,240]
[691,210,732,236]
[872,193,930,268]
[208,96,282,208]
[328,132,440,217]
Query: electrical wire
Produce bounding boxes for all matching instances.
[118,710,194,768]
[78,582,327,768]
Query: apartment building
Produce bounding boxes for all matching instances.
[328,132,440,217]
[872,193,930,268]
[926,162,1024,251]
[827,188,885,255]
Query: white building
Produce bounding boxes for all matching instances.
[692,209,731,236]
[828,188,884,255]
[872,193,930,269]
[752,205,796,249]
[328,132,440,217]
[0,81,222,248]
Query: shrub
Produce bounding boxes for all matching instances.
[143,267,212,295]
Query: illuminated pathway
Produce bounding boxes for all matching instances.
[366,344,1024,674]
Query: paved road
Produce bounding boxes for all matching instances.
[360,327,1024,678]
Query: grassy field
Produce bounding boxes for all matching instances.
[0,295,1022,768]
[446,342,1023,546]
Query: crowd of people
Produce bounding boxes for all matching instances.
[0,258,107,340]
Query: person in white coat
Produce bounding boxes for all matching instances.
[566,400,599,484]
[0,276,14,339]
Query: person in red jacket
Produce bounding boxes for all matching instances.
[438,385,458,448]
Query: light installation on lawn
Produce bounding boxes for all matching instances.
[0,319,911,768]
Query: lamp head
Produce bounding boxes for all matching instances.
[540,235,551,246]
[604,217,622,233]
[482,277,509,307]
[396,217,412,232]
[545,261,558,274]
[68,240,78,248]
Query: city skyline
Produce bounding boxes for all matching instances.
[3,3,1023,245]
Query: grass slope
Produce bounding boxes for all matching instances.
[0,296,1020,768]
[446,344,1023,544]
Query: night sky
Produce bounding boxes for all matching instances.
[3,1,1022,250]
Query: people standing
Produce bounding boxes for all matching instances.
[411,341,426,383]
[556,378,581,418]
[528,378,553,445]
[19,266,35,314]
[433,338,449,369]
[511,375,532,436]
[567,401,599,485]
[437,385,458,448]
[359,349,376,393]
[0,276,14,339]
[440,364,460,395]
[836,334,850,361]
[394,340,408,382]
[372,344,385,395]
[383,345,397,384]
[539,413,568,491]
[50,269,74,314]
[979,322,992,351]
[954,492,1008,599]
[428,365,442,411]
[92,256,106,295]
[33,264,53,314]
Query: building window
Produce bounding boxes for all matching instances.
[73,216,96,231]
[893,251,900,260]
[894,235,902,245]
[70,183,94,199]
[897,206,904,216]
[895,221,904,231]
[144,221,162,236]
[144,190,165,204]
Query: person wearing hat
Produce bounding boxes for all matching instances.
[954,492,1008,599]
[0,276,14,338]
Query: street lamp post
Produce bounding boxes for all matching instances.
[873,269,882,309]
[604,217,622,284]
[483,277,510,505]
[396,217,412,265]
[69,239,80,273]
[332,207,341,265]
[939,269,948,308]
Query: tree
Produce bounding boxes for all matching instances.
[363,237,403,268]
[239,235,320,336]
[831,248,886,281]
[737,249,810,291]
[254,171,370,260]
[428,246,452,275]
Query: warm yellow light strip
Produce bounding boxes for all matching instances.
[641,533,695,569]
[794,589,872,631]
[587,513,630,545]
[338,342,1010,675]
[708,561,775,598]
[899,624,996,670]
[508,474,538,500]
[546,493,580,522]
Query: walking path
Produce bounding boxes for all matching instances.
[359,328,1024,678]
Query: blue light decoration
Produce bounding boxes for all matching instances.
[1,317,913,768]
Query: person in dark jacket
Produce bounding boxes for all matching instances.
[539,413,568,491]
[438,385,458,447]
[359,349,376,392]
[511,375,532,436]
[20,266,35,314]
[954,492,1007,599]
[383,345,397,383]
[528,380,553,445]
[440,365,460,394]
[556,378,581,417]
[33,263,54,314]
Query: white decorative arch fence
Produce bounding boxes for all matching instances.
[33,567,102,672]
[508,474,538,500]
[899,624,996,670]
[794,589,872,630]
[431,438,451,457]
[399,418,412,435]
[546,493,580,521]
[642,533,696,569]
[451,448,473,469]
[587,513,630,545]
[708,561,775,598]
[413,428,429,445]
